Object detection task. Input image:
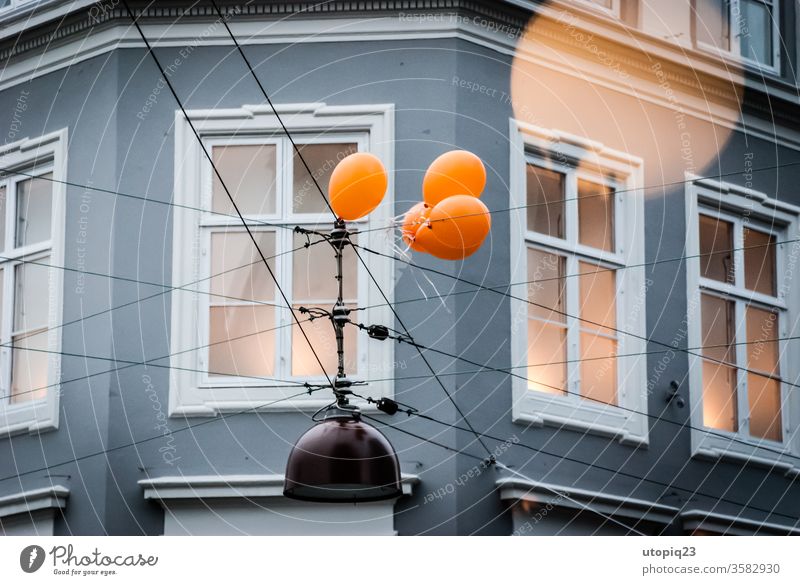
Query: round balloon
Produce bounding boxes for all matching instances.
[418,238,483,260]
[415,195,491,256]
[401,202,430,252]
[329,153,388,220]
[422,150,486,207]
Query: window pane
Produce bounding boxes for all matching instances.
[748,373,781,441]
[293,143,358,214]
[526,165,564,238]
[695,0,730,50]
[700,293,737,432]
[527,319,567,394]
[14,258,49,333]
[746,306,779,376]
[211,144,277,216]
[743,228,776,296]
[292,232,357,302]
[579,262,616,334]
[700,294,735,363]
[702,361,738,432]
[740,0,773,66]
[10,329,48,403]
[578,179,614,252]
[210,232,275,303]
[292,304,357,376]
[0,185,6,252]
[209,306,275,377]
[580,332,616,405]
[527,247,564,322]
[16,173,53,248]
[699,215,734,283]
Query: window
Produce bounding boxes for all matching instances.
[0,0,37,12]
[0,130,66,436]
[510,121,647,445]
[686,177,800,474]
[693,0,779,70]
[576,0,621,18]
[170,104,394,416]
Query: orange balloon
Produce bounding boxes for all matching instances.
[419,238,483,260]
[401,202,431,252]
[422,150,486,207]
[415,195,491,258]
[329,153,388,220]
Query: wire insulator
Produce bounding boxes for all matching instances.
[367,324,390,341]
[375,398,400,416]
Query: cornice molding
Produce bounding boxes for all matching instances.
[0,1,797,143]
[139,473,419,502]
[0,485,69,518]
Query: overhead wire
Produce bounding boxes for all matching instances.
[120,0,334,390]
[206,0,495,458]
[0,387,326,485]
[359,402,799,523]
[355,243,800,392]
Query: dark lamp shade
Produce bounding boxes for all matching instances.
[283,414,402,503]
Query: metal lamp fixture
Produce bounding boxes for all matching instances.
[283,404,402,503]
[283,220,402,503]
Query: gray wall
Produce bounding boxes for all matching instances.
[0,0,799,535]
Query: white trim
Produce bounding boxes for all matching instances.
[170,103,394,417]
[496,477,677,526]
[140,473,416,536]
[0,7,798,150]
[694,0,781,74]
[139,473,418,501]
[574,0,621,20]
[509,119,649,446]
[0,129,66,438]
[680,508,800,535]
[685,175,800,477]
[0,484,68,518]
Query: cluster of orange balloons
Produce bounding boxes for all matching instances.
[402,150,491,260]
[327,149,490,261]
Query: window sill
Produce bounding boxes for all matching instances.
[0,399,59,438]
[512,390,649,447]
[169,390,381,418]
[692,430,800,479]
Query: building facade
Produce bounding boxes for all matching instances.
[0,0,799,535]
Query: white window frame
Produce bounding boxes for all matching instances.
[685,176,800,476]
[0,0,35,13]
[0,129,66,437]
[574,0,622,19]
[509,120,648,446]
[694,0,781,73]
[170,104,394,417]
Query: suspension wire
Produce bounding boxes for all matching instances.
[207,0,493,457]
[355,243,800,392]
[0,165,299,232]
[352,319,800,463]
[121,0,333,390]
[496,462,648,535]
[355,158,800,234]
[0,387,325,485]
[360,406,798,523]
[355,236,800,312]
[8,239,326,346]
[0,317,316,402]
[111,1,797,528]
[361,413,646,534]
